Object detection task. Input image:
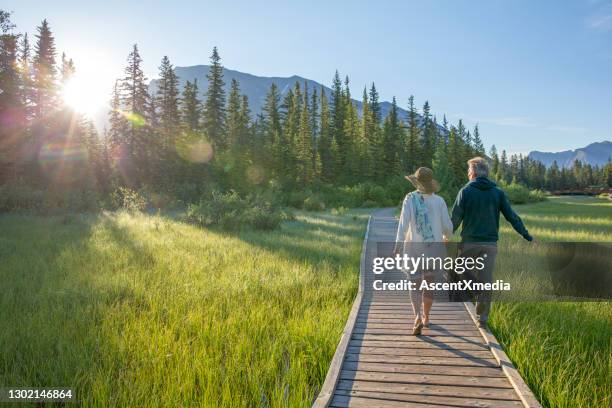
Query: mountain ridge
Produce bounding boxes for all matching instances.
[148,65,439,130]
[528,141,611,168]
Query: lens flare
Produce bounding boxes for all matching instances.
[120,111,146,127]
[176,133,213,163]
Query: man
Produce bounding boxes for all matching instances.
[451,157,534,327]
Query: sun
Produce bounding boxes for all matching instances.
[61,75,107,117]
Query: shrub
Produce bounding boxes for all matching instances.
[186,190,283,231]
[286,190,309,209]
[504,182,547,204]
[0,184,44,212]
[331,206,349,215]
[528,189,547,202]
[110,187,148,212]
[303,195,326,211]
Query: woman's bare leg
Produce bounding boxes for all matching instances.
[422,290,433,326]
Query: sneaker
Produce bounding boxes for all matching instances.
[477,320,488,329]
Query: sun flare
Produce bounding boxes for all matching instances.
[61,75,107,117]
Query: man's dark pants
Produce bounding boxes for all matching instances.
[458,243,498,323]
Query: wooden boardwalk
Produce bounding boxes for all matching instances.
[314,209,540,408]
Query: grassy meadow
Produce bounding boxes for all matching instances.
[0,196,610,407]
[0,209,368,407]
[491,196,612,408]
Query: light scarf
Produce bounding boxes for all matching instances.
[410,191,434,242]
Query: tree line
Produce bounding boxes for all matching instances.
[1,13,610,212]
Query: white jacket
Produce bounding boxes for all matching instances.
[396,192,453,246]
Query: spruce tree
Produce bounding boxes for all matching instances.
[318,87,333,182]
[420,101,435,168]
[472,124,484,155]
[490,145,499,179]
[368,82,381,124]
[0,11,23,182]
[297,92,314,184]
[405,95,420,171]
[32,19,57,119]
[226,78,242,149]
[180,79,202,133]
[60,52,75,84]
[330,71,345,179]
[432,138,456,204]
[382,97,401,176]
[203,47,226,151]
[120,44,149,185]
[19,33,33,121]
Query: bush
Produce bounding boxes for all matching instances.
[186,190,283,231]
[528,189,547,202]
[286,190,309,209]
[110,187,148,212]
[303,195,326,211]
[0,184,44,212]
[0,184,100,213]
[331,206,349,215]
[504,182,547,204]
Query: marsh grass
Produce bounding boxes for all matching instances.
[0,209,368,407]
[491,196,612,408]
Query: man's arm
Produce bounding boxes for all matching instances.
[450,189,464,232]
[500,190,533,241]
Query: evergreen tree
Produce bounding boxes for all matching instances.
[318,87,334,182]
[120,44,149,185]
[32,19,57,119]
[381,97,401,176]
[18,32,33,121]
[60,52,75,84]
[420,101,435,168]
[226,78,242,149]
[369,82,381,124]
[472,124,484,155]
[498,150,509,184]
[180,79,201,133]
[432,138,456,203]
[156,56,180,141]
[490,145,499,179]
[297,89,314,184]
[203,47,226,150]
[330,71,346,179]
[0,11,23,182]
[405,95,420,171]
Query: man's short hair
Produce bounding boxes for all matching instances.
[468,157,489,177]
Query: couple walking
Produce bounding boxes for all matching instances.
[395,157,533,335]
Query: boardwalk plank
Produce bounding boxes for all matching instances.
[336,380,520,400]
[344,354,499,367]
[333,391,523,408]
[342,361,504,377]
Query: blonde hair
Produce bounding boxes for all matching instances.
[467,157,489,177]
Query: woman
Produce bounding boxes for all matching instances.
[395,167,453,335]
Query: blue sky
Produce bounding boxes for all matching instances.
[5,0,612,154]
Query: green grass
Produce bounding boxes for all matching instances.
[0,210,368,407]
[1,196,610,407]
[490,196,612,408]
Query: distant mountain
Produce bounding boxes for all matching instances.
[528,141,612,168]
[148,65,441,130]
